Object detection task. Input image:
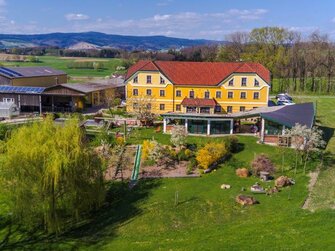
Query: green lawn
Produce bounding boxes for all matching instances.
[1,56,124,77]
[1,97,335,250]
[2,136,334,250]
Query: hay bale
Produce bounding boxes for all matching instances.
[236,168,250,178]
[235,195,258,205]
[275,176,295,188]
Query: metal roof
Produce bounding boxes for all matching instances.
[162,103,315,129]
[259,103,315,128]
[0,85,45,94]
[58,82,115,94]
[0,66,66,78]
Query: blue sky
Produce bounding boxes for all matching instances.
[1,0,335,39]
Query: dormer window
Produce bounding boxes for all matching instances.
[133,76,138,84]
[241,78,247,86]
[147,75,152,84]
[160,77,165,84]
[228,79,234,86]
[254,79,259,87]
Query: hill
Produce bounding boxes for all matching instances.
[0,32,222,50]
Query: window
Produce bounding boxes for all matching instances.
[160,77,165,84]
[147,103,152,110]
[176,90,182,97]
[253,92,259,99]
[227,106,233,113]
[189,90,195,98]
[240,92,246,99]
[240,106,246,112]
[160,90,165,97]
[133,76,138,84]
[200,107,210,114]
[147,75,152,84]
[254,79,259,87]
[176,104,181,111]
[216,91,222,99]
[133,103,138,109]
[241,78,247,86]
[3,98,14,103]
[228,91,233,99]
[228,79,234,86]
[204,91,210,99]
[187,107,197,113]
[146,89,152,96]
[215,105,222,113]
[160,104,165,111]
[133,89,138,96]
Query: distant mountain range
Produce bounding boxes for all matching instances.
[0,32,223,51]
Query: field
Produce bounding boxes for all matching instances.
[1,97,335,250]
[0,56,124,78]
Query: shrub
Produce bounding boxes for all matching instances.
[142,140,156,160]
[236,168,250,178]
[251,154,276,176]
[116,137,125,145]
[196,142,227,169]
[177,149,188,161]
[186,158,198,174]
[170,125,187,148]
[184,149,193,158]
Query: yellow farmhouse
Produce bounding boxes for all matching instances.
[125,60,270,115]
[125,60,271,136]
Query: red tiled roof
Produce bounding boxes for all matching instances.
[181,98,217,107]
[125,60,159,79]
[126,60,271,86]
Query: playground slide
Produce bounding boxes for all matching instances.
[130,145,142,188]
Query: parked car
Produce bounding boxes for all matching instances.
[277,100,295,106]
[276,93,293,101]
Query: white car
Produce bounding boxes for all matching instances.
[277,100,295,106]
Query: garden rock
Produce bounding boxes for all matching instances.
[250,183,266,193]
[266,186,280,195]
[221,184,231,189]
[236,168,249,178]
[275,176,295,188]
[235,195,259,205]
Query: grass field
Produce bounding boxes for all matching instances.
[1,97,335,250]
[0,56,124,77]
[1,136,334,250]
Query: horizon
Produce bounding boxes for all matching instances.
[1,0,335,40]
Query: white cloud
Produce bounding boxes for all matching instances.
[153,14,171,21]
[65,13,90,21]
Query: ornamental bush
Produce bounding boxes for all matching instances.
[251,154,276,176]
[196,142,227,169]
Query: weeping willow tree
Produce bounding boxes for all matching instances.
[0,117,105,234]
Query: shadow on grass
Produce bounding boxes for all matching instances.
[0,179,161,250]
[319,125,335,149]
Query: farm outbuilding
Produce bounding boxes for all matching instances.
[0,102,19,118]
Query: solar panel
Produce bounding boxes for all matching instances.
[0,85,46,94]
[2,67,23,77]
[0,68,15,77]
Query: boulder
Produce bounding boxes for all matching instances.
[236,168,250,178]
[235,195,259,205]
[266,186,280,195]
[275,176,295,188]
[220,184,231,189]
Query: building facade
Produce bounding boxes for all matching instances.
[125,60,270,115]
